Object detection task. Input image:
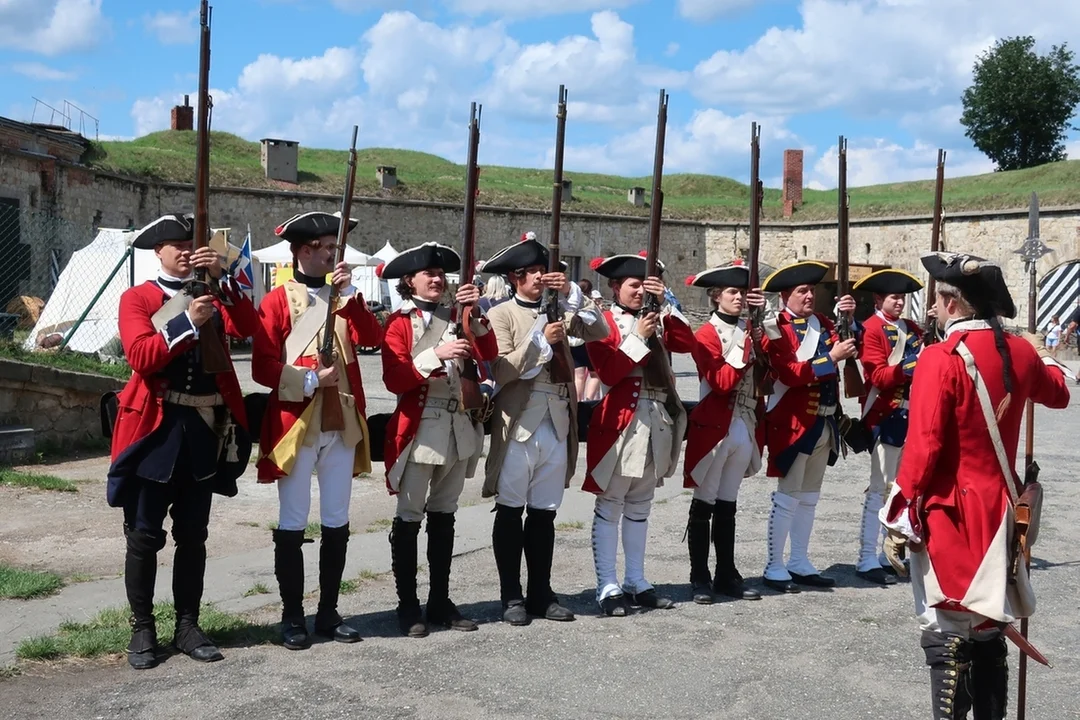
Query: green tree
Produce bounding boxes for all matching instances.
[960,36,1080,171]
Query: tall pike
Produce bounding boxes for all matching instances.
[545,85,573,384]
[187,0,230,374]
[747,123,774,397]
[835,136,865,398]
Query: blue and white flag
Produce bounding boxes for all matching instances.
[231,225,254,291]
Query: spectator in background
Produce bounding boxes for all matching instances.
[571,279,602,400]
[479,275,511,313]
[1045,314,1062,358]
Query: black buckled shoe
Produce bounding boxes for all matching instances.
[763,578,801,594]
[790,572,836,588]
[397,604,428,638]
[526,598,575,622]
[857,567,898,586]
[715,576,762,601]
[426,599,478,632]
[314,610,361,643]
[127,625,159,670]
[600,594,630,617]
[503,600,531,626]
[173,623,224,663]
[629,589,675,609]
[691,581,715,605]
[281,619,310,651]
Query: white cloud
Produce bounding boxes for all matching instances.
[691,0,1080,116]
[0,0,108,56]
[445,0,640,18]
[560,109,796,176]
[485,11,687,124]
[143,10,199,45]
[808,138,993,189]
[10,62,76,82]
[664,42,680,57]
[678,0,760,22]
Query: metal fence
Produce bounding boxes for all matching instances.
[0,206,130,362]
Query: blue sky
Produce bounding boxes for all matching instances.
[2,0,1079,189]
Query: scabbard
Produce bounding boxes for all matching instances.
[1002,623,1052,668]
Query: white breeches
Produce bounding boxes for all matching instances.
[869,441,903,495]
[276,430,354,531]
[776,423,834,496]
[693,417,754,504]
[495,416,568,511]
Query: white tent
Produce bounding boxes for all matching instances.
[251,240,378,267]
[353,241,399,310]
[23,229,160,355]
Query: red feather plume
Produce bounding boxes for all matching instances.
[732,258,745,266]
[274,224,285,236]
[638,250,648,257]
[684,274,696,287]
[375,262,385,278]
[589,257,604,271]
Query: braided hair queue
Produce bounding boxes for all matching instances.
[978,305,1014,420]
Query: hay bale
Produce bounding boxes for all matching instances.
[5,295,44,329]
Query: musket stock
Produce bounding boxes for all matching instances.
[455,103,486,415]
[317,125,359,433]
[642,90,670,388]
[545,85,573,385]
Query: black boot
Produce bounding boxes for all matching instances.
[922,631,974,719]
[970,635,1008,720]
[390,518,427,638]
[425,512,477,631]
[314,524,361,643]
[686,499,714,604]
[124,527,164,670]
[273,529,311,650]
[492,504,528,626]
[524,508,574,622]
[172,524,223,662]
[713,501,761,601]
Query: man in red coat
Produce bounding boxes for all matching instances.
[379,242,497,637]
[881,252,1071,720]
[759,261,857,593]
[850,269,924,586]
[107,213,258,669]
[683,261,766,604]
[252,211,383,650]
[584,253,696,616]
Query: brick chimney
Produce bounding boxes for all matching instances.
[171,95,193,131]
[782,149,803,218]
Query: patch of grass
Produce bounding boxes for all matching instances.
[365,518,393,533]
[655,498,669,506]
[236,520,261,528]
[358,569,382,582]
[0,565,64,599]
[0,341,131,381]
[265,521,321,537]
[85,129,1080,221]
[0,469,77,493]
[555,520,585,531]
[16,602,275,662]
[0,663,23,680]
[67,574,94,584]
[339,579,359,594]
[243,582,271,597]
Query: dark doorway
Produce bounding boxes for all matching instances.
[0,198,32,311]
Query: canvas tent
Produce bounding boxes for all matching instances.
[23,229,159,355]
[351,241,400,310]
[24,227,248,357]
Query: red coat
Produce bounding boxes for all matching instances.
[684,318,765,488]
[886,326,1069,621]
[858,312,922,431]
[583,308,696,493]
[761,310,841,477]
[252,284,383,482]
[380,304,497,490]
[109,279,258,467]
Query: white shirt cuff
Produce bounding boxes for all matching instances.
[303,369,319,398]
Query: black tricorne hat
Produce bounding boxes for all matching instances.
[920,251,1016,319]
[590,252,665,280]
[761,261,828,292]
[853,268,923,295]
[274,211,358,245]
[132,213,194,249]
[381,242,461,280]
[685,261,750,290]
[482,238,548,274]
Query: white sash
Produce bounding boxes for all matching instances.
[284,285,331,364]
[766,315,820,412]
[862,317,909,418]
